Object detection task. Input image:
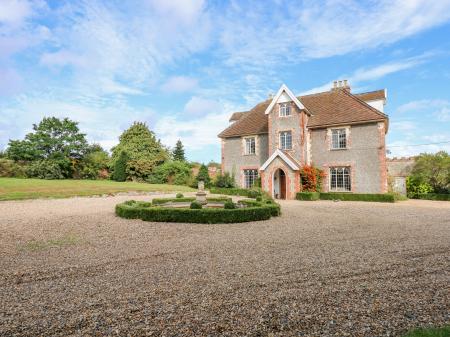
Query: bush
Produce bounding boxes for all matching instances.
[319,193,395,203]
[237,199,281,216]
[190,201,203,209]
[147,161,192,185]
[194,164,211,188]
[176,193,184,198]
[256,196,262,202]
[79,150,110,180]
[115,200,277,223]
[300,165,326,192]
[415,193,450,201]
[0,159,27,177]
[112,151,128,182]
[296,192,320,201]
[214,172,235,188]
[224,200,236,209]
[26,160,65,179]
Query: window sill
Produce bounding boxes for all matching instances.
[330,148,348,151]
[243,153,257,156]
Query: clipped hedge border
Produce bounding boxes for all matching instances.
[414,193,450,201]
[296,192,320,201]
[315,192,395,203]
[152,197,195,205]
[238,199,281,216]
[209,187,262,198]
[116,200,276,224]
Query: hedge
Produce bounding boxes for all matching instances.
[115,200,276,223]
[318,193,395,202]
[296,192,320,201]
[238,199,281,216]
[415,193,450,201]
[209,187,262,198]
[152,197,195,205]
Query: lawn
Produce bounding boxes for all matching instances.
[0,178,194,201]
[403,326,450,337]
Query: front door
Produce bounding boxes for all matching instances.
[279,170,286,199]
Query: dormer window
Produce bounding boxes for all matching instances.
[331,128,347,149]
[279,103,291,117]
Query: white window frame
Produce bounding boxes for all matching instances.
[243,169,258,188]
[331,128,347,150]
[244,137,256,155]
[330,167,351,192]
[279,131,292,150]
[279,103,291,117]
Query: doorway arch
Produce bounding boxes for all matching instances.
[273,168,287,199]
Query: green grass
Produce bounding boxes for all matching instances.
[0,178,194,201]
[403,326,450,337]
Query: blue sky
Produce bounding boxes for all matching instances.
[1,0,450,163]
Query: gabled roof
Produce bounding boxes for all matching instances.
[354,89,386,102]
[229,111,246,122]
[264,84,307,115]
[260,149,300,171]
[218,86,388,138]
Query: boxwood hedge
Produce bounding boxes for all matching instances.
[318,192,395,202]
[209,187,262,198]
[415,193,450,201]
[152,197,195,205]
[296,192,320,201]
[115,200,277,223]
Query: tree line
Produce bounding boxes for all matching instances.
[0,117,235,187]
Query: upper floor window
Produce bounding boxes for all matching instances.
[330,167,351,192]
[243,169,258,188]
[279,103,291,117]
[331,128,347,149]
[279,131,292,150]
[244,137,256,155]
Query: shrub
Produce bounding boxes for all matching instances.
[256,196,262,202]
[296,192,320,201]
[214,172,235,188]
[112,151,128,182]
[0,159,27,177]
[415,193,450,201]
[238,199,281,216]
[115,200,277,223]
[224,200,236,209]
[147,161,192,185]
[319,193,395,203]
[406,176,434,198]
[190,201,203,209]
[210,187,263,198]
[300,165,326,192]
[176,193,184,198]
[80,149,110,180]
[26,160,65,179]
[195,164,211,188]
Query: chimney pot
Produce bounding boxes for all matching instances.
[344,79,348,87]
[333,81,337,89]
[338,80,343,87]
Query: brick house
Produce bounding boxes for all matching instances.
[218,81,389,199]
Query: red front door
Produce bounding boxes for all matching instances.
[280,170,286,199]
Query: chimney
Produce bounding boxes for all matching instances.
[343,79,350,91]
[332,81,337,90]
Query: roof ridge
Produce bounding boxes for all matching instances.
[297,90,331,99]
[354,89,385,96]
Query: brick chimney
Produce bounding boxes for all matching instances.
[331,79,350,91]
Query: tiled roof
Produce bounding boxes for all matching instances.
[354,89,386,102]
[229,111,246,122]
[218,88,388,138]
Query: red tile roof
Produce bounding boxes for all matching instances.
[218,88,388,138]
[354,89,386,102]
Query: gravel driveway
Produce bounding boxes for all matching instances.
[1,195,449,336]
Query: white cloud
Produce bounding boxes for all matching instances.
[390,121,417,132]
[161,76,198,93]
[388,135,450,157]
[40,50,88,68]
[146,0,205,24]
[397,99,450,121]
[183,96,220,116]
[0,0,33,26]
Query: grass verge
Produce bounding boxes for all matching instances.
[403,326,450,337]
[0,178,194,201]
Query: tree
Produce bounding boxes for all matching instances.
[80,145,110,179]
[172,140,186,162]
[148,161,192,185]
[112,151,128,182]
[6,117,89,178]
[410,151,450,194]
[111,122,169,180]
[195,164,211,187]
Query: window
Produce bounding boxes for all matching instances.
[279,131,292,150]
[243,169,258,188]
[331,128,347,149]
[244,137,256,155]
[330,167,351,191]
[279,103,291,117]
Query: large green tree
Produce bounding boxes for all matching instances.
[111,122,169,180]
[410,151,450,193]
[172,139,186,162]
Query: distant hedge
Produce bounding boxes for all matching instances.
[296,192,320,201]
[316,192,395,203]
[152,197,195,205]
[115,200,278,223]
[415,193,450,201]
[209,187,262,198]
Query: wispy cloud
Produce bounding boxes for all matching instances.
[397,99,450,121]
[161,76,198,93]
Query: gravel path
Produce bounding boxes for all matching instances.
[1,195,449,336]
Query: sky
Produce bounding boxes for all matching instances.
[1,0,450,163]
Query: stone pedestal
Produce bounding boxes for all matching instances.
[196,180,207,205]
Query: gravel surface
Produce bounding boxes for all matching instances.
[1,195,449,336]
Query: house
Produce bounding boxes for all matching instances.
[218,81,389,199]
